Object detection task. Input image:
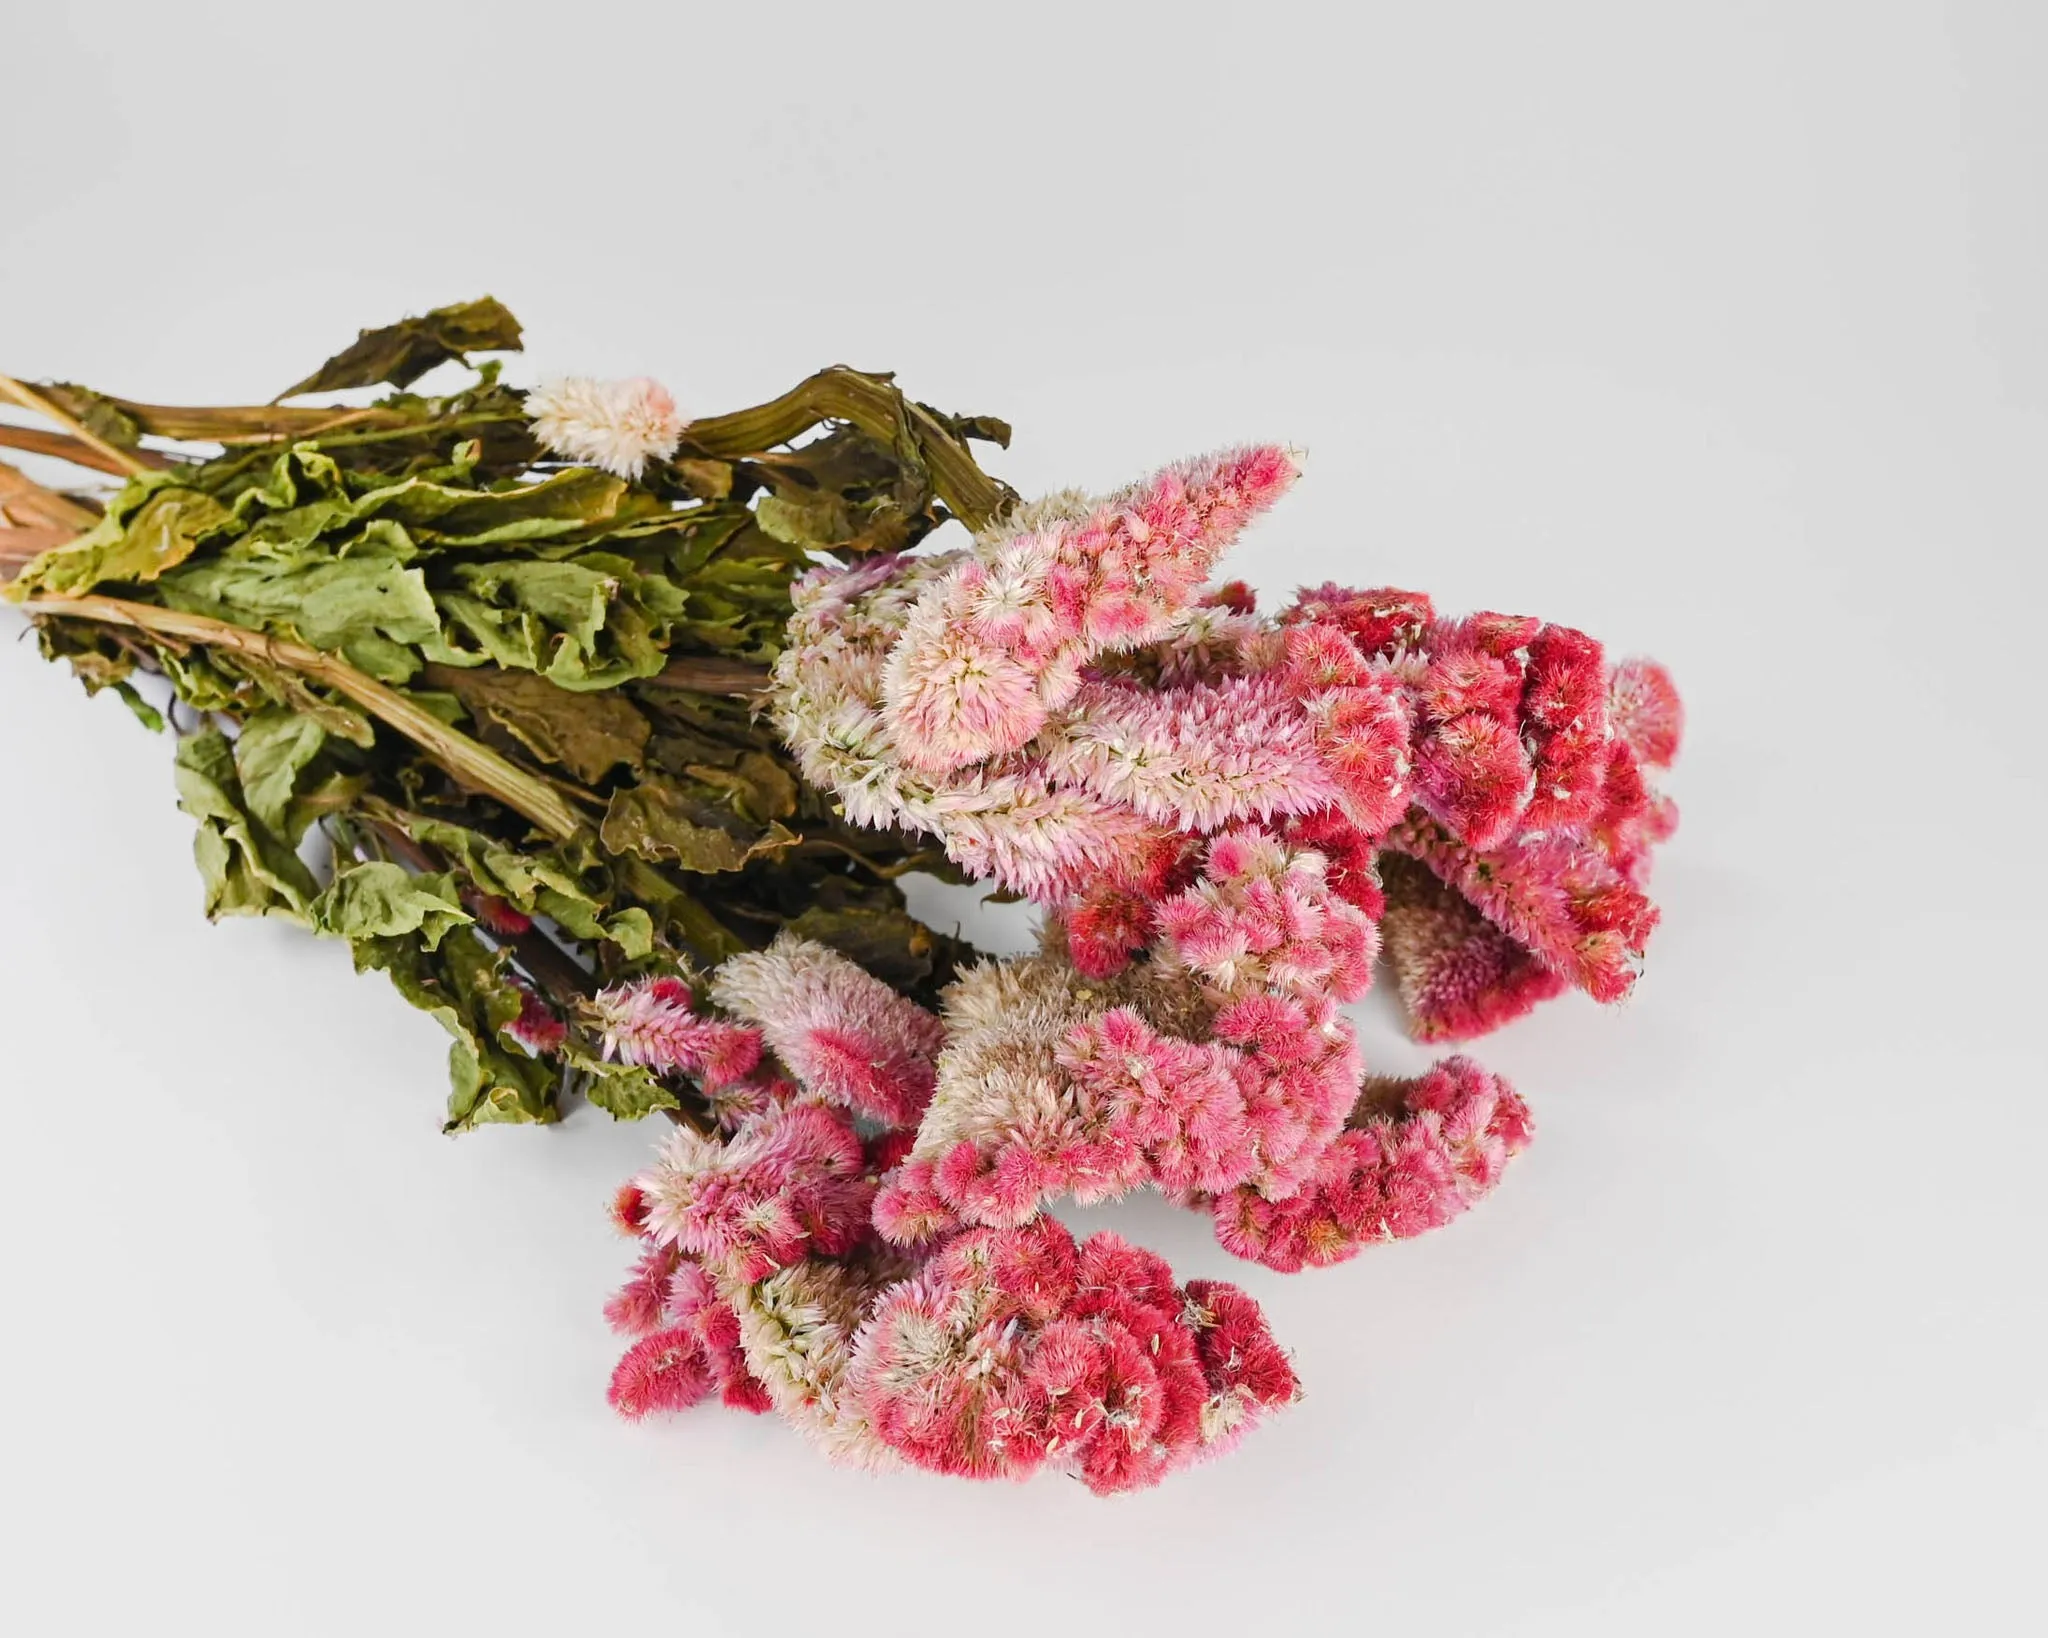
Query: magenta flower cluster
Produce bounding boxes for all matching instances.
[586,443,1681,1493]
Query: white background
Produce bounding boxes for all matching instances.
[4,3,2044,1633]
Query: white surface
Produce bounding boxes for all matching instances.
[4,4,2044,1633]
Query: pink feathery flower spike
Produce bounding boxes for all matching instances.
[590,975,764,1090]
[711,934,946,1128]
[881,445,1301,773]
[844,1216,1298,1492]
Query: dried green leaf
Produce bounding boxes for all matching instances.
[9,480,234,597]
[599,775,796,872]
[233,709,327,835]
[279,296,524,398]
[429,662,649,783]
[353,928,559,1129]
[312,863,471,948]
[173,730,317,921]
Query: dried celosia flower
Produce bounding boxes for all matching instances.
[589,976,764,1090]
[711,934,946,1128]
[633,1101,878,1282]
[525,374,684,479]
[881,447,1301,773]
[593,432,1683,1497]
[1210,1057,1533,1271]
[844,1216,1297,1493]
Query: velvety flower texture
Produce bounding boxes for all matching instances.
[597,440,1681,1495]
[845,1216,1297,1493]
[525,375,684,479]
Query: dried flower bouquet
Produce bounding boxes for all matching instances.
[2,300,1680,1493]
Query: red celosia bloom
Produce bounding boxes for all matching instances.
[504,987,568,1056]
[608,1325,716,1419]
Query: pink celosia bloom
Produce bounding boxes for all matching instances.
[1386,814,1658,1005]
[608,1325,716,1419]
[844,1216,1296,1492]
[590,975,765,1089]
[634,1101,877,1282]
[881,446,1301,773]
[1211,1057,1533,1271]
[1378,856,1568,1040]
[1042,674,1347,831]
[609,1182,651,1237]
[711,935,945,1128]
[1608,655,1684,769]
[606,1240,684,1336]
[525,375,684,480]
[1154,828,1377,1004]
[1282,583,1435,658]
[504,987,567,1055]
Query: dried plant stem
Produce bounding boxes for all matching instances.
[19,592,590,841]
[0,373,152,478]
[0,422,171,475]
[685,367,1016,531]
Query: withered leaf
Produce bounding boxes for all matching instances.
[600,775,797,872]
[278,296,525,399]
[430,663,649,783]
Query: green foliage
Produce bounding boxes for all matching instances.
[15,300,1004,1130]
[277,295,525,398]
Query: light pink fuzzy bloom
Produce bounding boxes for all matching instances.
[1154,828,1378,1004]
[1211,1057,1533,1272]
[590,975,765,1090]
[711,935,945,1128]
[634,1102,877,1282]
[882,445,1301,773]
[845,1216,1296,1492]
[1042,674,1346,831]
[525,375,684,479]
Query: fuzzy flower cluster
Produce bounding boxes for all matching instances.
[525,375,685,479]
[773,447,1683,1041]
[596,443,1681,1495]
[595,937,1299,1490]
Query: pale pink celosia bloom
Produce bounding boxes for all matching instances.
[589,975,764,1088]
[881,445,1302,773]
[711,935,945,1128]
[525,375,684,479]
[633,1101,876,1282]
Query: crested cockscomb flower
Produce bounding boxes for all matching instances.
[1378,854,1569,1040]
[711,935,946,1128]
[843,1216,1296,1493]
[880,445,1302,774]
[1211,1057,1533,1271]
[589,975,764,1089]
[525,375,684,479]
[633,1101,878,1282]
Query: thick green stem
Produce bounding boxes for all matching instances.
[685,367,1017,532]
[16,592,591,841]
